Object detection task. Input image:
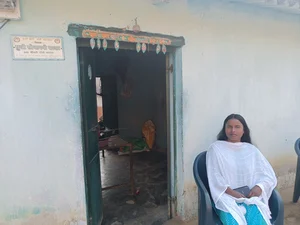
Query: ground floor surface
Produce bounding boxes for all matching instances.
[101,150,168,225]
[163,187,300,225]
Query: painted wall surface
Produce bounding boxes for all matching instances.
[1,0,300,224]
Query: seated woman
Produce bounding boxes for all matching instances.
[206,114,277,225]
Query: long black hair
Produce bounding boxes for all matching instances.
[217,114,252,144]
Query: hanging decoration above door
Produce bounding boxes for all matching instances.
[68,24,185,51]
[67,24,186,53]
[114,40,120,51]
[89,36,167,53]
[162,44,167,54]
[96,38,101,49]
[83,29,172,45]
[156,44,161,54]
[141,43,147,53]
[136,42,141,53]
[90,38,95,49]
[103,39,108,50]
[83,28,171,53]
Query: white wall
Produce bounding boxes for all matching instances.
[0,0,299,224]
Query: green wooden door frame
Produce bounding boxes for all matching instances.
[78,47,103,225]
[166,49,184,218]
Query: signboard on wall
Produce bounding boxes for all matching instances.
[11,35,65,60]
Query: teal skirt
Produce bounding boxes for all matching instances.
[215,203,267,225]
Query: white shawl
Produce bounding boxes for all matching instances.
[206,141,277,225]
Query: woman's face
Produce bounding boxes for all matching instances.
[225,119,244,143]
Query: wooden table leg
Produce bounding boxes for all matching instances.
[129,144,135,195]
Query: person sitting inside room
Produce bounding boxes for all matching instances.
[206,114,277,225]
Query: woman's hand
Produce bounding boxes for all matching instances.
[225,187,245,198]
[231,191,245,199]
[248,185,262,198]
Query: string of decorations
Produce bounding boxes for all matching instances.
[90,38,167,54]
[88,18,168,54]
[90,38,108,51]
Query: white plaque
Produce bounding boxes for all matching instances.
[11,35,65,60]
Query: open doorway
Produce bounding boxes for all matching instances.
[77,38,179,225]
[98,48,168,225]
